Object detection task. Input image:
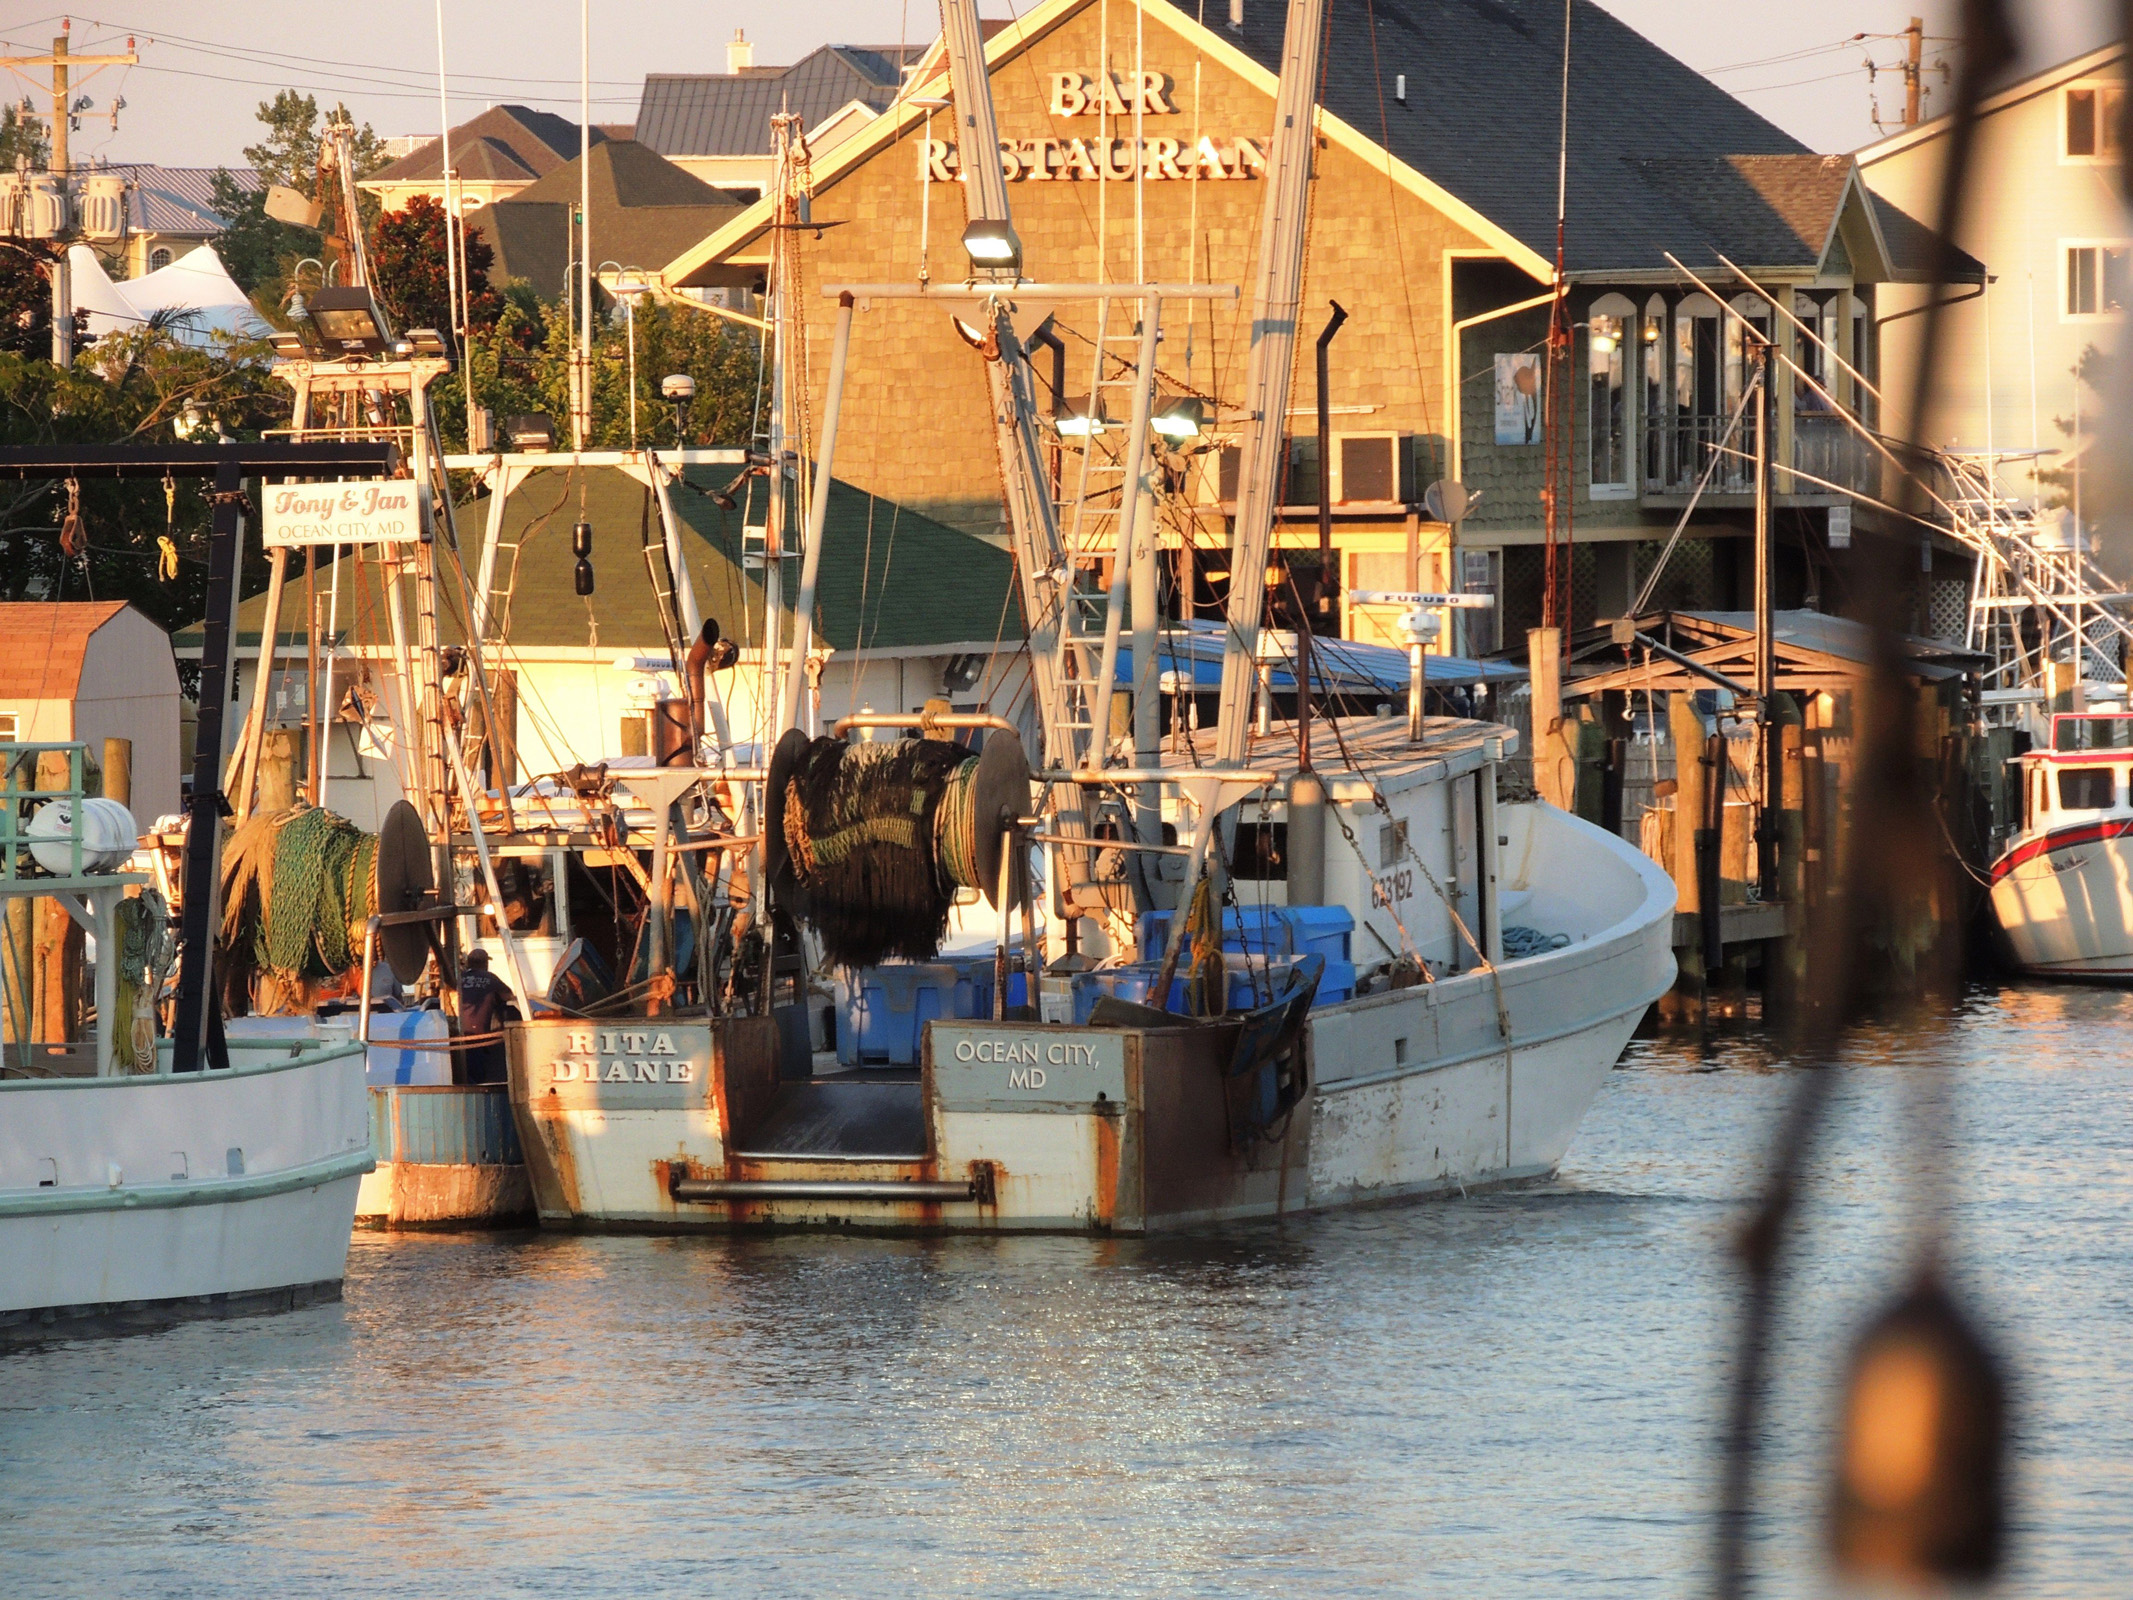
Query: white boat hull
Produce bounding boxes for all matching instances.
[1989,821,2133,978]
[509,800,1675,1233]
[0,1044,372,1340]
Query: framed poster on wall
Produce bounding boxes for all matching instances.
[1493,353,1542,446]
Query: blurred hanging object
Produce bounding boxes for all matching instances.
[1712,1,2023,1596]
[1829,1273,2008,1583]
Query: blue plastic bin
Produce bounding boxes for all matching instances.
[837,961,981,1067]
[1138,904,1354,966]
[955,957,1032,1019]
[1070,952,1353,1024]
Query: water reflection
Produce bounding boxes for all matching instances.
[3,985,2127,1597]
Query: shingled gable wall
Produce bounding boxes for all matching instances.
[700,0,1500,563]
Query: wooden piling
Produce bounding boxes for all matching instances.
[257,729,300,816]
[101,736,130,810]
[32,750,81,1047]
[1659,691,1707,1023]
[1529,627,1573,810]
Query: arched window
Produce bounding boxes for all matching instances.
[147,246,173,272]
[1641,294,1667,487]
[1588,292,1635,497]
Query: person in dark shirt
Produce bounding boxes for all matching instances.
[457,949,516,1085]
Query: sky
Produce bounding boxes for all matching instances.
[0,0,2118,173]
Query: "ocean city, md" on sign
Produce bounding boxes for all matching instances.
[262,479,419,548]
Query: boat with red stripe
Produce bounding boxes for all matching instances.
[1989,712,2133,979]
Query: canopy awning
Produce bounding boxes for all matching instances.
[1114,620,1528,693]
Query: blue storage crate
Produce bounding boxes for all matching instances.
[1070,952,1352,1024]
[836,961,981,1067]
[955,956,1033,1019]
[1138,904,1354,966]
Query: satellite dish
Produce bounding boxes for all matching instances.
[1424,479,1470,524]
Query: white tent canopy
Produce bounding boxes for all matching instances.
[66,244,270,346]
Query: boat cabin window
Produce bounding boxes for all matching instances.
[2057,767,2119,810]
[2052,714,2133,751]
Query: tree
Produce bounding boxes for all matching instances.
[368,194,500,339]
[0,328,291,621]
[0,241,56,358]
[241,90,386,194]
[0,102,47,170]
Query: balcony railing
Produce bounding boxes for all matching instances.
[1640,410,1881,499]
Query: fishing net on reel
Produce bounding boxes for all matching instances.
[767,729,1030,968]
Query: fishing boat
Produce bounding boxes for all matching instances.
[494,0,1675,1234]
[1989,710,2133,979]
[0,746,369,1344]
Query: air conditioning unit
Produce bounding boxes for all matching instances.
[1331,431,1403,505]
[77,173,125,241]
[22,175,69,240]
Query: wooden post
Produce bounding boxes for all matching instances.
[1528,627,1572,809]
[101,736,130,809]
[33,750,81,1048]
[256,728,300,816]
[1768,696,1807,1024]
[228,544,291,821]
[1659,689,1707,1023]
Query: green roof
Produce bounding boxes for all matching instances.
[178,464,1022,655]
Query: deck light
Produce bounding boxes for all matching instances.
[1152,395,1206,440]
[1055,396,1108,438]
[960,218,1022,274]
[305,286,391,356]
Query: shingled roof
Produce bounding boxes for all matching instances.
[636,45,920,158]
[0,602,129,700]
[362,105,598,187]
[484,141,749,291]
[1217,0,1950,277]
[178,468,1021,656]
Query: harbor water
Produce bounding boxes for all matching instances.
[5,982,2128,1598]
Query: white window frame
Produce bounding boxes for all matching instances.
[1587,293,1635,500]
[2062,239,2132,321]
[2061,80,2126,164]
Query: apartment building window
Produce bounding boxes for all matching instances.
[2066,83,2125,160]
[1588,293,1633,498]
[2066,242,2131,318]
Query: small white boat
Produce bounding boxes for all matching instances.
[0,1037,371,1343]
[1990,711,2133,979]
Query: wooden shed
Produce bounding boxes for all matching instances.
[0,602,182,818]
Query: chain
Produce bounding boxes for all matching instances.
[1362,784,1515,1059]
[1327,798,1418,957]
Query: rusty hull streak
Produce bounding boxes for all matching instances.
[507,1033,584,1220]
[1092,1104,1121,1229]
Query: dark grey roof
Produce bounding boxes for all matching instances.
[1218,0,1820,274]
[365,105,599,185]
[486,141,748,287]
[635,44,920,157]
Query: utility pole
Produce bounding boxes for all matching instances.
[0,26,138,365]
[1903,16,1924,127]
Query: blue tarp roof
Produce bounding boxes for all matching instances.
[1113,621,1528,693]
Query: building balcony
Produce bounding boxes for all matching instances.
[1640,410,1881,503]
